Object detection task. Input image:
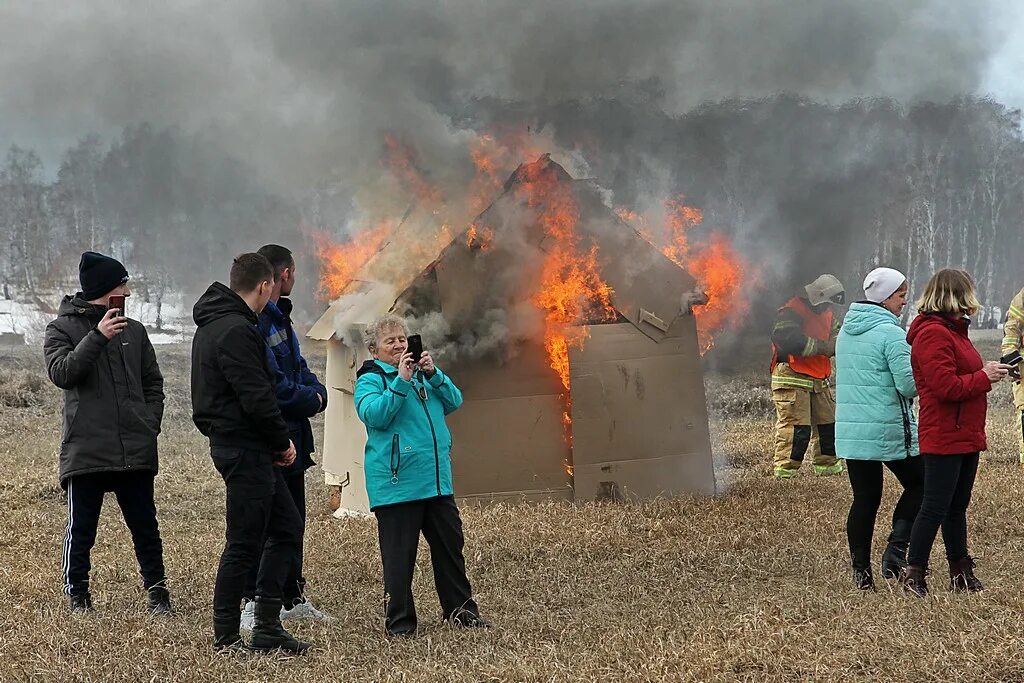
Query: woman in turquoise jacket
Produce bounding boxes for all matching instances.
[355,314,490,636]
[835,267,923,590]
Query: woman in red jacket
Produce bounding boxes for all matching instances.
[900,269,1010,597]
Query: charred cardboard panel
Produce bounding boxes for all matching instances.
[445,339,573,501]
[568,318,716,501]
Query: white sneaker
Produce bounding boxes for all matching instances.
[280,599,332,622]
[239,600,255,633]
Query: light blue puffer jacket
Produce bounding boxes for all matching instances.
[835,302,919,461]
[354,359,463,510]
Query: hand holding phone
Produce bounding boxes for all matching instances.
[105,294,128,344]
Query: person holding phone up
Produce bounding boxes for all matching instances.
[354,314,491,637]
[43,251,171,615]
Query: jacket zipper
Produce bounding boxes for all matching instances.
[954,403,962,431]
[414,377,442,495]
[390,433,401,483]
[106,347,128,467]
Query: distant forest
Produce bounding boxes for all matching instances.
[3,95,1023,326]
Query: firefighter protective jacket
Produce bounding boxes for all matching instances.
[770,296,839,387]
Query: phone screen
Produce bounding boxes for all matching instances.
[406,334,423,362]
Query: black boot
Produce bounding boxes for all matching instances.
[249,598,312,655]
[881,520,912,580]
[899,565,929,598]
[949,556,984,593]
[853,567,875,591]
[211,602,243,651]
[68,592,94,613]
[146,584,174,617]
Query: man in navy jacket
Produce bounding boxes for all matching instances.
[237,244,330,628]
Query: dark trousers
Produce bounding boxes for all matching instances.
[62,471,166,595]
[211,447,303,620]
[375,496,478,634]
[243,471,307,606]
[846,458,923,569]
[907,453,980,567]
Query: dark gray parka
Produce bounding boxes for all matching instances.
[43,295,164,485]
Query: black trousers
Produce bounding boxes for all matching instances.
[907,452,980,567]
[375,496,478,634]
[211,447,303,620]
[243,470,307,606]
[846,458,923,569]
[62,471,166,595]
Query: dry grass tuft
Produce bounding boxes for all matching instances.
[2,338,1024,682]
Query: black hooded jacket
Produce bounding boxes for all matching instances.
[43,294,164,485]
[190,282,290,453]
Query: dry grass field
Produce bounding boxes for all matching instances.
[2,332,1023,682]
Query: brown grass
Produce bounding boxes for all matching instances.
[2,337,1023,682]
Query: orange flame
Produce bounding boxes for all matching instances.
[517,159,616,394]
[313,222,393,300]
[619,195,748,354]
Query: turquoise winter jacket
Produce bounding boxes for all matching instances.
[835,302,919,461]
[354,359,463,509]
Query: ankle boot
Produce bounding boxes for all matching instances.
[213,605,244,652]
[68,592,94,613]
[853,567,875,591]
[899,565,929,597]
[147,584,174,617]
[948,556,984,593]
[881,520,912,579]
[249,597,311,655]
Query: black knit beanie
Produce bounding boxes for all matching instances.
[79,251,129,301]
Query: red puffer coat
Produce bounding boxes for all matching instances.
[906,313,992,454]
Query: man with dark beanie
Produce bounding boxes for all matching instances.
[43,251,172,615]
[191,253,310,654]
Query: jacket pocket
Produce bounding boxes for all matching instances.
[61,401,80,445]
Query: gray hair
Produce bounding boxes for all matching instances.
[365,314,409,351]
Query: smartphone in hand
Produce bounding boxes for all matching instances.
[108,294,126,317]
[406,334,423,363]
[1001,350,1022,381]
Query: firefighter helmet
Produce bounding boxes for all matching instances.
[805,274,845,306]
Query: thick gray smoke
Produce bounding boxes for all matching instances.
[0,0,1012,191]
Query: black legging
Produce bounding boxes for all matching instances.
[846,457,924,569]
[907,452,979,567]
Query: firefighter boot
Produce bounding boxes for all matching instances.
[881,519,913,580]
[949,556,984,593]
[249,597,312,655]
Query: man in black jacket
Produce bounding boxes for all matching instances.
[191,252,310,654]
[43,251,171,615]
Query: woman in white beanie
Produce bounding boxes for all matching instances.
[835,267,922,590]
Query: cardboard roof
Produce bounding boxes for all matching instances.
[309,154,700,344]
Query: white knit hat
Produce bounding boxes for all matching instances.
[863,267,906,304]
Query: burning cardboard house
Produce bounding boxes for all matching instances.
[308,155,716,512]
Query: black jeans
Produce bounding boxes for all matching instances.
[846,458,923,569]
[243,470,307,606]
[907,452,980,567]
[62,471,166,595]
[211,447,303,620]
[375,496,479,634]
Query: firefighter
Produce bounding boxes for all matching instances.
[770,274,846,479]
[1002,286,1024,465]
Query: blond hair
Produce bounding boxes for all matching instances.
[915,269,981,316]
[365,314,408,351]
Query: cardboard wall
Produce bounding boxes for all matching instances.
[568,318,716,501]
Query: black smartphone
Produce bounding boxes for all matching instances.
[1001,350,1022,381]
[406,334,423,363]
